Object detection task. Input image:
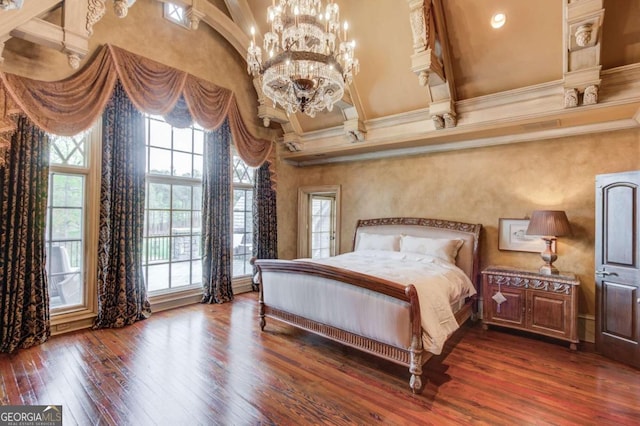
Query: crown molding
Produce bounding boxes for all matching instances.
[280,66,640,165]
[285,116,639,166]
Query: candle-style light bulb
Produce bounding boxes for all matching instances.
[250,26,256,45]
[343,21,348,40]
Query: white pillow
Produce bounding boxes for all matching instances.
[355,232,401,252]
[400,235,464,264]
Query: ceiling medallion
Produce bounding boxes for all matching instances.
[247,0,359,118]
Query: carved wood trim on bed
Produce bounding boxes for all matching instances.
[353,217,482,287]
[254,217,482,394]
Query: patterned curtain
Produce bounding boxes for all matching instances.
[201,119,233,303]
[252,162,278,290]
[94,81,151,328]
[0,115,50,353]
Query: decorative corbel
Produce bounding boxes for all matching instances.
[564,88,579,108]
[344,118,366,143]
[86,0,106,36]
[113,0,136,18]
[186,7,205,30]
[407,0,457,129]
[282,133,302,152]
[67,53,81,69]
[563,0,604,107]
[583,84,598,105]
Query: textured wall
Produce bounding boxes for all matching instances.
[276,128,640,317]
[1,0,271,141]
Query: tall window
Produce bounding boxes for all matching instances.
[143,116,203,293]
[46,133,88,309]
[232,151,255,277]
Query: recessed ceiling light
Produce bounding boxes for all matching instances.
[491,12,506,29]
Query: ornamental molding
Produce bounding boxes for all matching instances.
[356,217,482,236]
[408,0,428,52]
[487,274,575,294]
[86,0,106,36]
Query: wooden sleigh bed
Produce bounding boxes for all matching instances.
[253,217,482,393]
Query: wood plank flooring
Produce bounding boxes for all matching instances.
[1,293,639,425]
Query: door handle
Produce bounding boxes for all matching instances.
[595,269,618,277]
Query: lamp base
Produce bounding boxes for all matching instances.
[539,237,559,275]
[538,264,559,275]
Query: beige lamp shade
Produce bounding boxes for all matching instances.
[526,210,572,237]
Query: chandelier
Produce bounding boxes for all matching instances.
[247,0,359,118]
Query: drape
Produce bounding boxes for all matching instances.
[0,44,272,167]
[94,81,151,328]
[201,120,233,304]
[0,115,50,352]
[252,161,278,290]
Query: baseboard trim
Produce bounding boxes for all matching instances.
[579,314,596,344]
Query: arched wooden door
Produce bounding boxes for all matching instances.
[595,171,640,368]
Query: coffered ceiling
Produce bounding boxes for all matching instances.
[1,0,639,165]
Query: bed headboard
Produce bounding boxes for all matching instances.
[353,217,482,287]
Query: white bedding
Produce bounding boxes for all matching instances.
[305,250,476,355]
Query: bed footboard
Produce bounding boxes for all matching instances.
[254,259,426,394]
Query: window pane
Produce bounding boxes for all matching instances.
[193,131,204,154]
[173,127,192,152]
[232,181,253,277]
[46,173,85,310]
[147,264,169,292]
[144,116,203,293]
[50,208,83,240]
[232,155,254,184]
[149,119,172,149]
[149,147,171,175]
[193,154,203,179]
[51,174,84,207]
[193,186,202,211]
[172,185,192,210]
[173,151,193,177]
[191,260,202,285]
[171,211,191,233]
[148,183,171,209]
[146,236,170,263]
[192,211,202,231]
[49,134,86,167]
[147,210,170,236]
[171,261,191,287]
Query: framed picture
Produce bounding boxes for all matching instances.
[498,218,550,253]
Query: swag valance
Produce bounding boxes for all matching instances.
[0,44,272,167]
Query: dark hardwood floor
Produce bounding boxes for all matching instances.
[1,293,639,425]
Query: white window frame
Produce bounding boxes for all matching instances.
[49,125,101,334]
[231,148,255,292]
[143,116,204,297]
[297,185,341,258]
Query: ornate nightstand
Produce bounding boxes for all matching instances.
[481,266,580,350]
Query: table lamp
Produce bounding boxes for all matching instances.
[526,210,572,275]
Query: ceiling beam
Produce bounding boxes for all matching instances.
[0,0,60,37]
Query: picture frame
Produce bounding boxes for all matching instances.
[498,218,551,253]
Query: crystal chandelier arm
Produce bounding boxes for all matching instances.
[247,0,358,118]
